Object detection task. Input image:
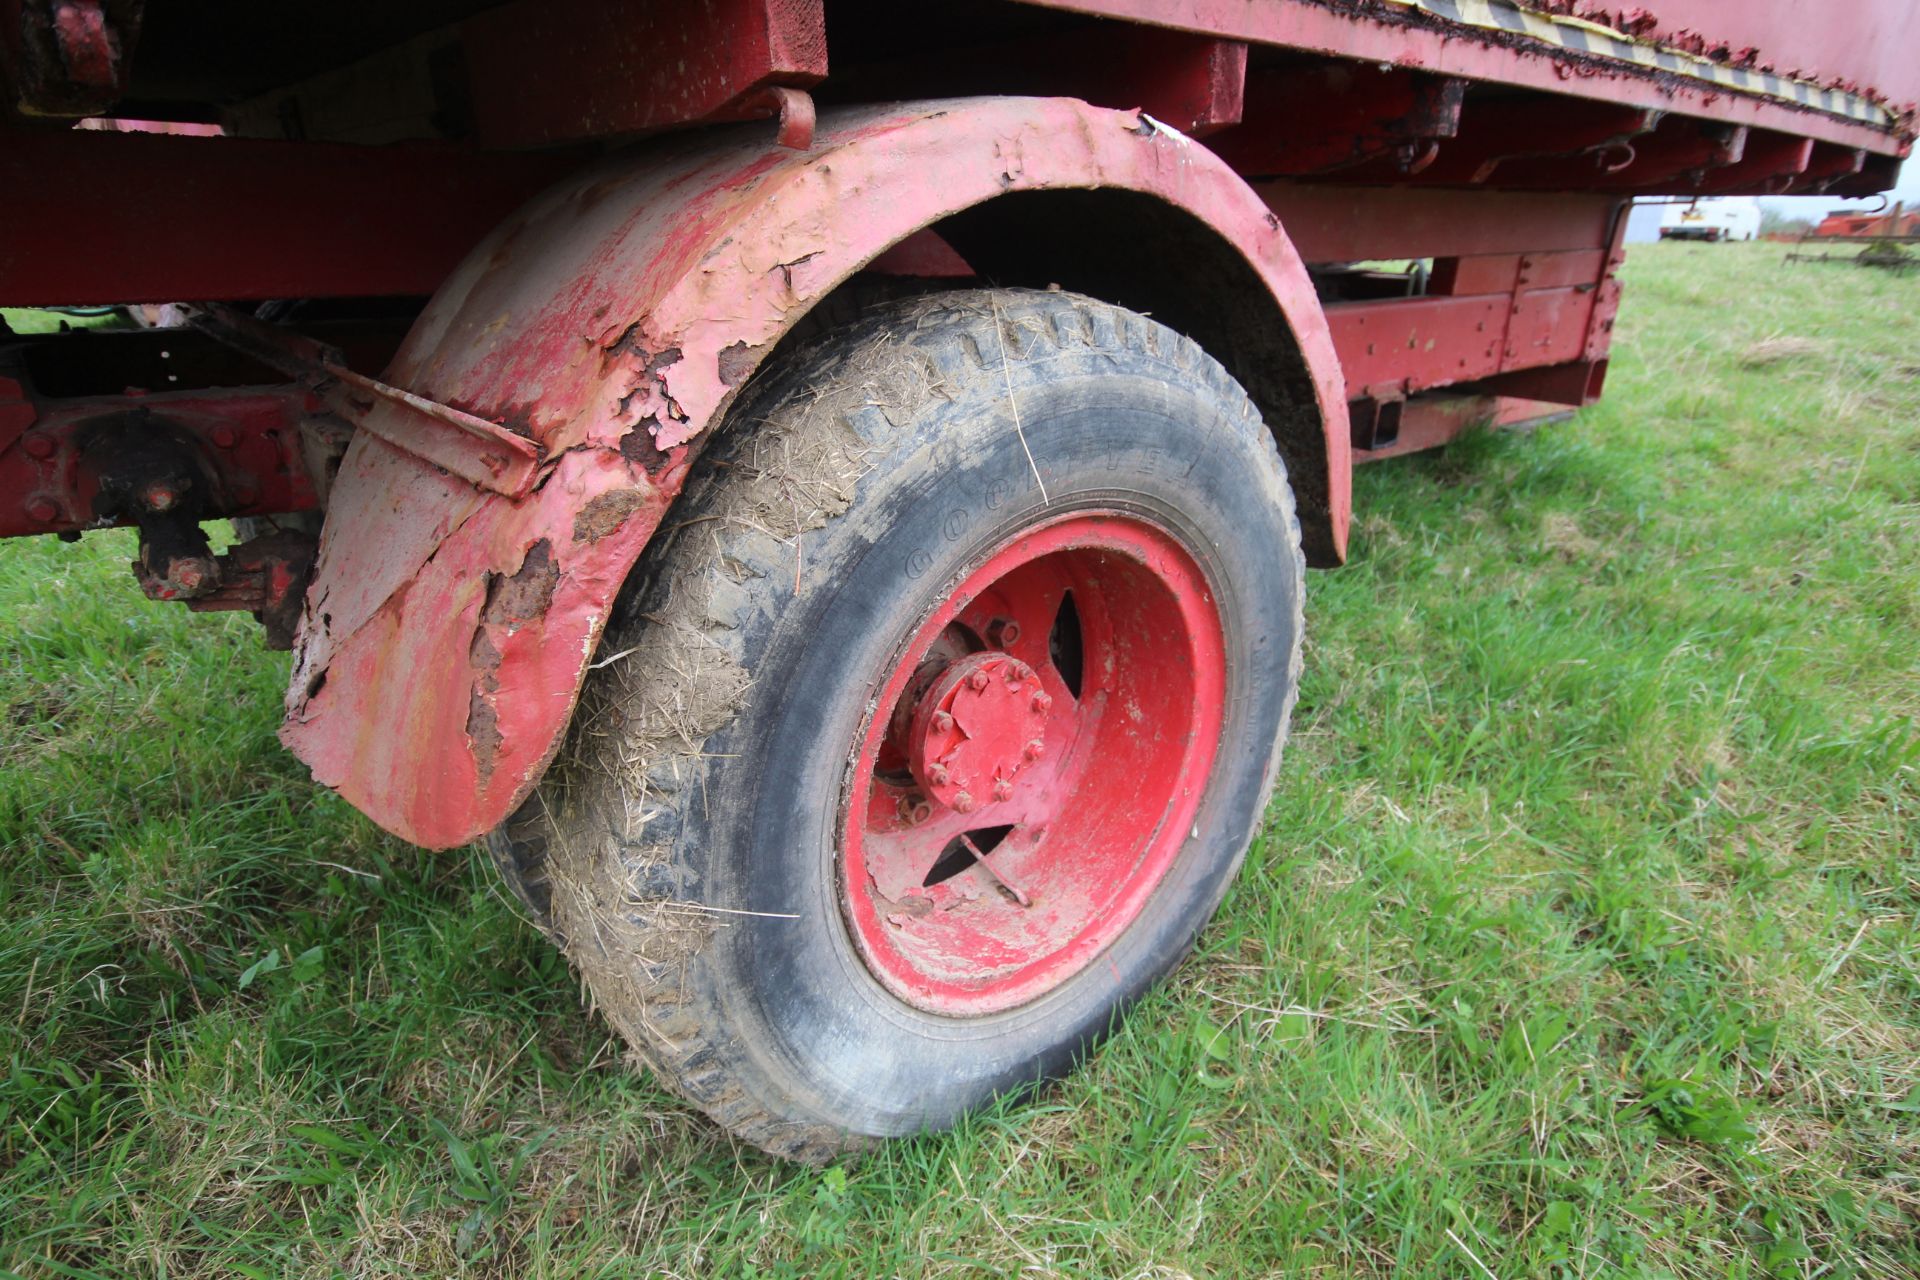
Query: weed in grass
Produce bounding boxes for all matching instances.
[1,243,1917,1277]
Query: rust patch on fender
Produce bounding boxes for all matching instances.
[573,487,651,542]
[468,538,557,782]
[620,423,672,469]
[470,625,503,671]
[467,593,509,784]
[466,685,504,786]
[717,340,759,386]
[482,538,559,625]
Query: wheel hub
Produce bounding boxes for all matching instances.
[841,511,1227,1016]
[907,651,1051,813]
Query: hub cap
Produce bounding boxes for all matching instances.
[841,511,1227,1016]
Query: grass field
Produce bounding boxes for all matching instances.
[3,242,1917,1278]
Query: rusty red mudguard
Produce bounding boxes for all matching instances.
[283,97,1349,848]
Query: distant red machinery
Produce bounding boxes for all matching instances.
[1815,205,1920,237]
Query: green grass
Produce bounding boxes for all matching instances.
[3,242,1917,1277]
[1,308,126,334]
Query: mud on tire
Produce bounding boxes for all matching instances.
[489,289,1305,1160]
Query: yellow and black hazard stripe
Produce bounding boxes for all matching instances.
[1378,0,1896,128]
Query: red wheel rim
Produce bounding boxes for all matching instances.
[841,511,1227,1016]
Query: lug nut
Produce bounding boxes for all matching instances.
[931,710,954,734]
[210,425,237,449]
[929,764,949,786]
[986,618,1021,647]
[952,791,975,813]
[968,670,989,692]
[1008,660,1033,684]
[26,497,59,523]
[22,434,55,460]
[1031,691,1052,714]
[1023,739,1045,762]
[898,794,933,825]
[992,779,1013,802]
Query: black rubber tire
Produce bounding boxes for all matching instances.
[490,289,1305,1160]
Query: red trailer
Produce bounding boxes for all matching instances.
[2,0,1912,1158]
[1815,205,1920,237]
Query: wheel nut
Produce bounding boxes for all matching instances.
[953,791,975,813]
[968,670,989,692]
[22,434,55,460]
[992,779,1013,802]
[929,764,949,786]
[1031,691,1052,713]
[210,425,238,448]
[987,618,1021,647]
[26,497,59,523]
[1023,739,1045,762]
[931,710,954,734]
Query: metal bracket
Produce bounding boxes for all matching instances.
[748,86,817,150]
[190,303,543,498]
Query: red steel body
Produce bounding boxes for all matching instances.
[0,0,1912,847]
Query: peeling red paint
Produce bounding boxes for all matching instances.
[282,97,1346,849]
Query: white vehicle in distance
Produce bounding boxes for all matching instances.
[1659,196,1763,242]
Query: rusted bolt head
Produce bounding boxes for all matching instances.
[168,559,214,594]
[952,790,975,813]
[1031,691,1053,714]
[22,434,55,460]
[931,710,954,734]
[909,799,933,824]
[210,425,238,448]
[992,779,1013,802]
[26,496,59,523]
[139,481,179,512]
[967,670,990,692]
[1023,739,1045,762]
[928,763,949,787]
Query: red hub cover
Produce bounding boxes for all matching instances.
[907,651,1052,813]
